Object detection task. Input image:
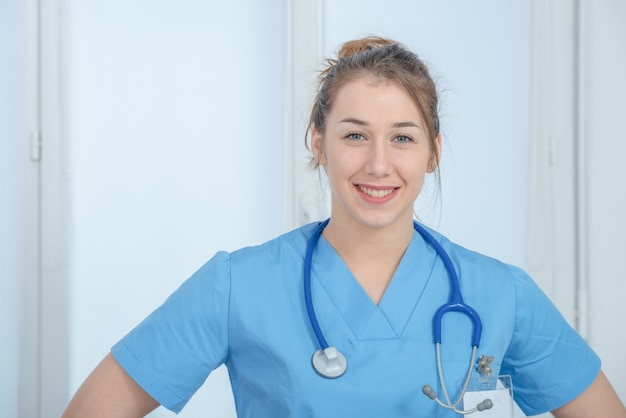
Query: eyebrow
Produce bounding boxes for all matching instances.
[339,117,422,129]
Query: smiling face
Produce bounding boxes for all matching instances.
[312,75,440,232]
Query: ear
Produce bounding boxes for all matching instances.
[311,125,326,166]
[427,133,442,173]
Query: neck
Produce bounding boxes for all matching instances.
[321,215,415,305]
[322,216,414,262]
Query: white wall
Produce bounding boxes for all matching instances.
[0,2,26,416]
[584,0,626,399]
[0,0,43,415]
[47,1,285,416]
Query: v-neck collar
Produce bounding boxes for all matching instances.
[312,230,439,340]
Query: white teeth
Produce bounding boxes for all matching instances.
[359,186,394,198]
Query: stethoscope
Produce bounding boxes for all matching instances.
[304,219,493,414]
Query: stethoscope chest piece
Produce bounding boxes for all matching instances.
[312,346,347,378]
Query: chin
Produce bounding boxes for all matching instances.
[356,212,412,230]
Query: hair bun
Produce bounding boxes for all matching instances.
[337,36,397,59]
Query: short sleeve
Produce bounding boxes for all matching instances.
[111,251,231,413]
[502,266,600,415]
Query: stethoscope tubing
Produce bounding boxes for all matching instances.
[412,222,483,347]
[303,218,491,413]
[305,219,482,350]
[304,219,331,350]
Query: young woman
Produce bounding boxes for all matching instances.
[63,37,625,417]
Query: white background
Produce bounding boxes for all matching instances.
[2,1,624,417]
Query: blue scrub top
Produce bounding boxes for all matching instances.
[112,222,600,417]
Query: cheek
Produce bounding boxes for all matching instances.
[402,164,431,197]
[324,148,360,174]
[399,154,431,178]
[323,157,346,183]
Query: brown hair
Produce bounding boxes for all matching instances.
[306,36,441,176]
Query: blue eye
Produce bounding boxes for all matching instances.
[346,132,364,141]
[394,135,413,144]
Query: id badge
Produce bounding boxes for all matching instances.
[461,375,514,418]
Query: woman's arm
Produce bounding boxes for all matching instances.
[62,353,160,418]
[552,370,626,417]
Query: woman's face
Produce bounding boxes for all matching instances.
[312,76,440,231]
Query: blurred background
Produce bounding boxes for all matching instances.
[1,0,624,416]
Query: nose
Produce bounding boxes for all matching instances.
[365,141,391,178]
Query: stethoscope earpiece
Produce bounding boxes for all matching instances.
[422,384,437,399]
[311,346,347,378]
[477,399,494,411]
[423,383,493,414]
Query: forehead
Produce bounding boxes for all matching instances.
[329,75,423,123]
